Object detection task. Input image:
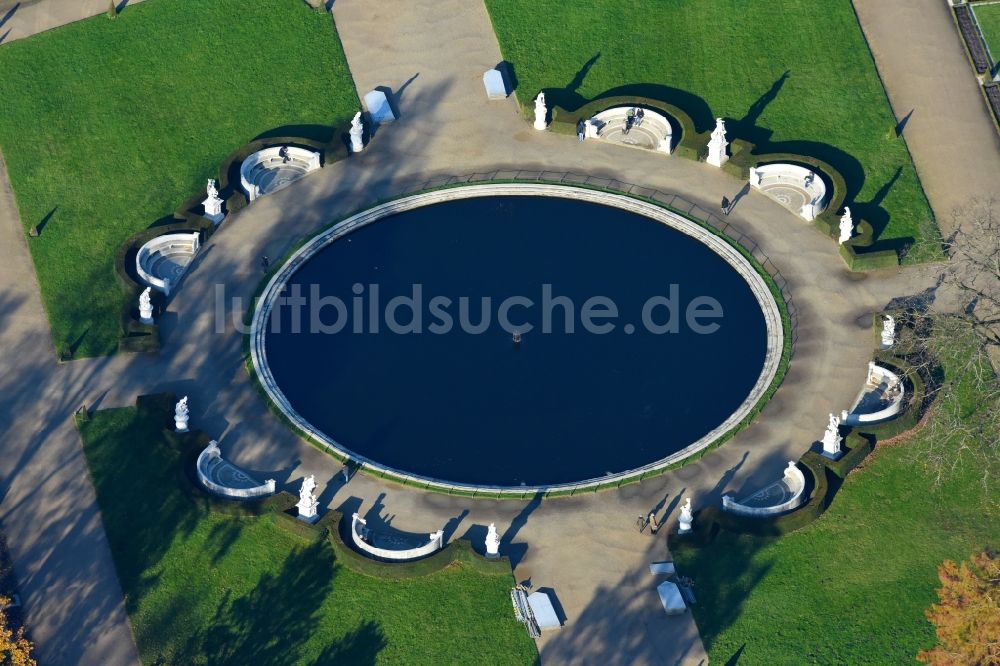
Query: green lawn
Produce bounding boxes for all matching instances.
[77,403,537,665]
[974,3,1000,62]
[485,0,937,260]
[0,0,358,357]
[672,334,1000,664]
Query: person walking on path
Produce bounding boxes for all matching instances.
[721,196,731,216]
[261,255,270,272]
[577,120,586,143]
[648,512,659,534]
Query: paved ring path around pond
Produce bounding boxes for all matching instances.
[3,0,995,663]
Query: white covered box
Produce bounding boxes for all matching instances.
[656,581,686,615]
[483,69,507,99]
[364,90,396,123]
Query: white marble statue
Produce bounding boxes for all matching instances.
[485,522,500,557]
[138,287,154,324]
[881,315,896,348]
[748,166,762,188]
[706,118,729,167]
[202,178,224,224]
[839,207,854,244]
[533,92,548,130]
[584,118,600,139]
[297,474,319,523]
[678,498,693,534]
[657,132,673,154]
[174,396,189,433]
[350,111,364,153]
[821,412,842,458]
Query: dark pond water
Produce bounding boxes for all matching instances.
[264,196,767,486]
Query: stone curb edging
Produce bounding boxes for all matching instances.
[250,183,784,495]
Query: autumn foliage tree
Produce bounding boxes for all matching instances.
[0,596,34,666]
[918,550,1000,665]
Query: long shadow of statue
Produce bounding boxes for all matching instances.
[851,166,913,255]
[536,58,905,253]
[737,70,789,130]
[499,491,543,568]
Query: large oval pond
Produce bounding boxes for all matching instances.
[261,193,772,487]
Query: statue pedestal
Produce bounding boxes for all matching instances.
[203,196,225,225]
[821,434,844,460]
[174,417,189,433]
[707,149,729,168]
[297,502,320,524]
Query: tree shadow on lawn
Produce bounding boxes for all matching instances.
[79,406,203,614]
[672,534,775,660]
[172,540,387,665]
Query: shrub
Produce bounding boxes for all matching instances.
[325,514,512,580]
[839,243,900,271]
[822,433,875,479]
[669,454,831,547]
[112,118,355,354]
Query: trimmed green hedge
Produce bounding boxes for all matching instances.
[541,95,704,159]
[751,152,848,231]
[669,350,929,546]
[135,392,512,580]
[526,94,901,270]
[669,454,832,546]
[839,228,900,272]
[325,514,513,580]
[854,356,927,440]
[822,433,875,479]
[113,216,217,353]
[113,119,356,354]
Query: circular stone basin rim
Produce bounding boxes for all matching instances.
[250,183,784,494]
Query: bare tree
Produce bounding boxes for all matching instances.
[926,198,1000,349]
[899,200,1000,491]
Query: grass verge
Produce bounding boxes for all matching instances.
[484,0,938,261]
[974,3,1000,61]
[671,332,1000,664]
[76,400,538,664]
[0,0,358,357]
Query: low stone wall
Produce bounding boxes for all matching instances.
[722,461,807,517]
[240,146,321,201]
[843,363,905,426]
[589,106,674,154]
[750,163,828,221]
[350,514,445,562]
[196,441,276,500]
[250,183,785,495]
[135,232,200,295]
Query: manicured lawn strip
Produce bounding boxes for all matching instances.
[672,336,1000,664]
[485,0,936,259]
[77,406,537,664]
[974,3,1000,61]
[0,0,358,357]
